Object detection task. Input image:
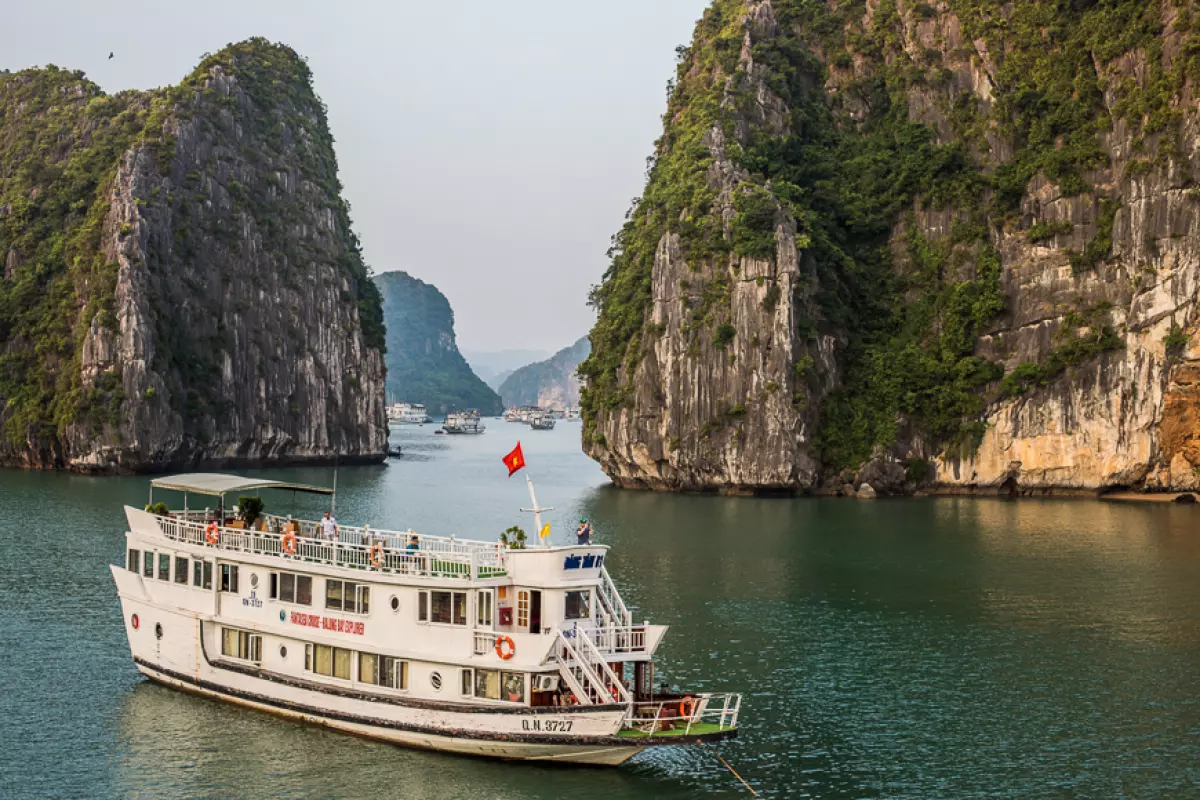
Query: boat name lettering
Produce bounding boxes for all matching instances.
[521,718,573,732]
[289,611,365,635]
[242,590,264,609]
[562,553,603,571]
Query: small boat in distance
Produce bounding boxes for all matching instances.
[110,473,741,764]
[443,411,485,434]
[529,413,556,431]
[388,403,431,426]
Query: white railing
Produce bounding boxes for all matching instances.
[587,625,647,655]
[623,692,741,737]
[553,625,632,707]
[473,630,496,656]
[153,514,506,581]
[596,566,632,629]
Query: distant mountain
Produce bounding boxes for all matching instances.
[376,271,502,415]
[499,337,590,409]
[463,349,552,386]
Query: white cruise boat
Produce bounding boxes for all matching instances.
[529,413,556,431]
[111,474,740,764]
[388,403,431,425]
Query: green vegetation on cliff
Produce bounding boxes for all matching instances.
[582,0,1181,472]
[376,271,502,416]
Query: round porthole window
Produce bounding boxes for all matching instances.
[430,671,443,691]
[155,623,164,640]
[250,573,259,589]
[390,595,400,613]
[280,645,288,659]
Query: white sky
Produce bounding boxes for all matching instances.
[4,0,710,352]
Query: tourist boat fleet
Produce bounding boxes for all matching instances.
[504,406,579,426]
[111,473,741,764]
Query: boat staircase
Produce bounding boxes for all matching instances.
[550,566,638,706]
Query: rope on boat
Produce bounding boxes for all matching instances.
[706,744,759,797]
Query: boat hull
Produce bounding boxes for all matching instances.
[136,662,642,765]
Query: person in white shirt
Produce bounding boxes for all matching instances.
[320,511,338,541]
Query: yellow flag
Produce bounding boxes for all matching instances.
[539,521,551,539]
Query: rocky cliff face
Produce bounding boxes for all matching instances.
[581,0,1200,495]
[498,337,590,409]
[376,270,502,416]
[0,40,387,472]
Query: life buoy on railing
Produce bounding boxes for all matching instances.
[205,523,219,545]
[495,635,516,660]
[282,531,297,556]
[370,543,385,569]
[678,696,696,719]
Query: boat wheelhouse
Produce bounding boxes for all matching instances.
[112,474,739,764]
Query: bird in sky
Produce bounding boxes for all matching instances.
[108,52,114,60]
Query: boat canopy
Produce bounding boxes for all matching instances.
[149,473,335,497]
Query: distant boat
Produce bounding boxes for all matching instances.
[529,413,556,431]
[443,411,485,435]
[387,444,403,458]
[387,403,431,425]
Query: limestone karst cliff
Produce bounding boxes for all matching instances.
[498,337,590,409]
[0,39,387,472]
[580,0,1200,495]
[376,271,502,416]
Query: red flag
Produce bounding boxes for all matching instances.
[502,442,526,477]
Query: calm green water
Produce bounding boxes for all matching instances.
[2,423,1199,798]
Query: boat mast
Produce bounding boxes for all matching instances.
[520,475,554,547]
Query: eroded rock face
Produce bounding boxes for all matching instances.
[582,0,1200,496]
[0,41,386,472]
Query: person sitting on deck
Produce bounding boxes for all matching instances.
[575,519,592,545]
[406,535,419,551]
[320,512,338,541]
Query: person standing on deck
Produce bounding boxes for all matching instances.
[576,519,592,545]
[321,511,338,541]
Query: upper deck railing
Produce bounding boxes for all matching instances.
[153,511,507,580]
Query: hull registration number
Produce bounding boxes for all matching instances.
[521,719,574,732]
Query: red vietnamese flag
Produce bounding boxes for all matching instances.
[502,442,526,477]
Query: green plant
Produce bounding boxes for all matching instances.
[499,525,528,550]
[237,495,265,526]
[712,323,736,348]
[1026,219,1073,243]
[1164,324,1190,360]
[145,501,170,516]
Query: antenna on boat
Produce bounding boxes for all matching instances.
[519,474,554,547]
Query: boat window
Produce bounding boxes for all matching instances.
[193,560,203,587]
[143,551,154,578]
[273,572,313,605]
[306,643,352,680]
[127,549,139,572]
[174,557,189,584]
[327,580,370,614]
[359,652,408,689]
[221,627,262,663]
[517,591,530,628]
[421,590,467,625]
[202,561,213,590]
[470,669,525,702]
[220,564,239,594]
[158,553,171,581]
[477,590,494,628]
[565,590,591,620]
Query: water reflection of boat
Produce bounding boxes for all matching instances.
[111,473,741,765]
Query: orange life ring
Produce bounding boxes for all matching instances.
[205,523,219,545]
[610,685,620,702]
[495,635,516,660]
[370,543,385,569]
[678,696,696,718]
[282,531,297,555]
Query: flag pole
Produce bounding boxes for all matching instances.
[520,474,554,547]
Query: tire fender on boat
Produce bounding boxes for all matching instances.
[495,635,516,660]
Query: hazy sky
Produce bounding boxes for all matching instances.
[5,0,710,352]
